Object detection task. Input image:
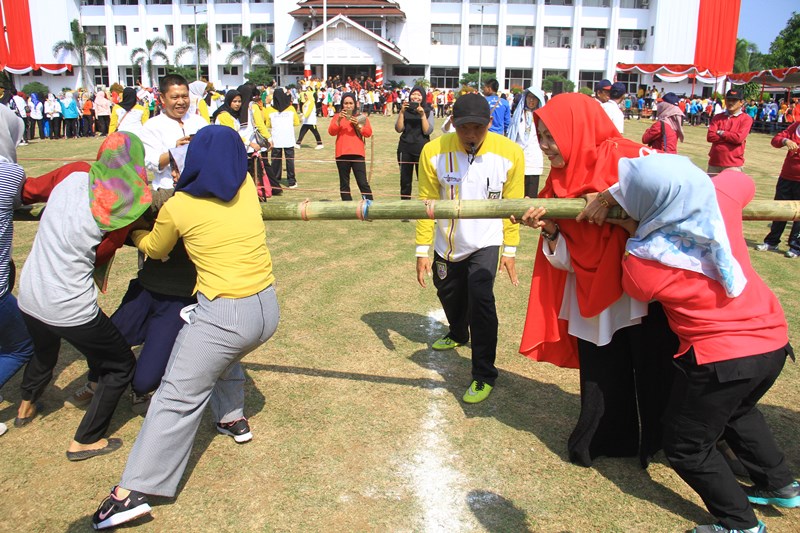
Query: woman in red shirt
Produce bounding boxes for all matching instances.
[581,154,797,533]
[327,93,373,201]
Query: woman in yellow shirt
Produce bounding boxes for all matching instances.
[92,125,280,530]
[108,87,149,137]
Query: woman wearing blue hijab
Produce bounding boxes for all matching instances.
[92,125,281,530]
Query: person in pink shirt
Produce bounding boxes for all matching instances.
[578,154,797,533]
[707,89,754,174]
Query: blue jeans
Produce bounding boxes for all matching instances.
[0,291,34,389]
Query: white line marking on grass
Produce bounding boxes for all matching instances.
[404,309,473,531]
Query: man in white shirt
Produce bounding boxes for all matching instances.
[139,74,208,190]
[602,82,626,134]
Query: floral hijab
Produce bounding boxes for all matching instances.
[89,132,152,231]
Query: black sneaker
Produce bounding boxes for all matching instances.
[216,418,253,443]
[691,522,765,533]
[92,487,152,530]
[743,480,800,508]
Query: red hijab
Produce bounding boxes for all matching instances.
[519,93,646,368]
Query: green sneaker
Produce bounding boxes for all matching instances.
[463,381,493,404]
[432,336,464,351]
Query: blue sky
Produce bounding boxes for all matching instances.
[738,0,798,53]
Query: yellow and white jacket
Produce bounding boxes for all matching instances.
[416,132,524,262]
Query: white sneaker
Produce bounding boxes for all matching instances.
[0,422,6,437]
[315,144,324,150]
[755,243,778,252]
[294,144,301,149]
[785,250,799,259]
[288,183,299,189]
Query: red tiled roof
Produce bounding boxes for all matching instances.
[289,0,405,18]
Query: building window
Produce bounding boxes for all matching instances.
[251,0,273,3]
[219,24,242,44]
[115,26,128,46]
[430,67,460,89]
[583,0,610,6]
[215,0,242,4]
[543,27,570,48]
[468,25,498,46]
[615,73,640,95]
[506,26,534,47]
[507,0,536,4]
[84,26,107,46]
[146,0,174,5]
[618,29,646,50]
[361,20,383,38]
[156,67,168,79]
[123,67,137,87]
[545,0,573,5]
[94,67,110,86]
[223,66,240,75]
[80,0,104,6]
[581,28,607,49]
[112,0,138,5]
[251,24,274,44]
[620,0,650,8]
[165,25,174,45]
[182,0,207,5]
[505,68,532,90]
[578,70,605,91]
[542,69,568,79]
[431,24,461,46]
[392,65,425,77]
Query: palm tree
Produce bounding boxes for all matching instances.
[52,19,107,89]
[733,38,764,73]
[130,38,169,87]
[173,45,193,67]
[185,23,212,65]
[225,30,273,73]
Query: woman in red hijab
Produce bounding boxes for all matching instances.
[516,93,677,467]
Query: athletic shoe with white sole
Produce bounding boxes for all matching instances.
[743,480,800,508]
[92,487,152,530]
[754,243,778,252]
[315,144,324,150]
[217,418,253,443]
[463,380,493,404]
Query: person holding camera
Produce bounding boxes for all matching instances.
[395,86,434,200]
[328,92,373,201]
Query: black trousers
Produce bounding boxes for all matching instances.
[336,155,372,201]
[764,177,800,252]
[432,246,499,386]
[297,124,322,145]
[50,116,62,139]
[569,303,678,468]
[271,147,296,186]
[663,346,794,530]
[20,311,135,444]
[96,115,110,135]
[63,118,78,138]
[397,150,420,200]
[524,174,540,198]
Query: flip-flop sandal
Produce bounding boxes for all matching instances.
[14,402,42,428]
[66,438,123,462]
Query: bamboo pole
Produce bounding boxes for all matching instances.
[13,199,800,222]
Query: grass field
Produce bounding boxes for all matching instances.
[2,113,800,532]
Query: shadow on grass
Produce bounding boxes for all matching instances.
[362,311,439,350]
[467,489,533,533]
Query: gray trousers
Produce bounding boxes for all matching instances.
[120,286,279,497]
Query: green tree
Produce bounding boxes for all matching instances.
[226,31,273,73]
[244,66,274,87]
[412,77,431,89]
[21,82,50,99]
[541,75,575,94]
[733,38,765,73]
[51,19,107,89]
[459,71,496,89]
[130,38,169,87]
[767,12,800,68]
[185,24,211,63]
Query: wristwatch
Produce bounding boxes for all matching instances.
[542,224,560,241]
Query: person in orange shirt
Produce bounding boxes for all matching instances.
[81,94,95,137]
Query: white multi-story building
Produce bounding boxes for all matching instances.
[7,0,737,96]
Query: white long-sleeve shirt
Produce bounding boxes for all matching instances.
[139,112,208,190]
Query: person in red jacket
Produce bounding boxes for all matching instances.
[328,92,373,201]
[754,121,800,258]
[580,154,798,533]
[707,89,753,174]
[642,92,683,154]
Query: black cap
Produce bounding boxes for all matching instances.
[595,79,612,91]
[452,93,491,127]
[662,92,680,106]
[725,89,743,101]
[610,82,626,99]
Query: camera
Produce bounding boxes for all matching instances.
[409,102,419,111]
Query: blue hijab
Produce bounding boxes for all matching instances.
[616,153,746,297]
[175,125,248,202]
